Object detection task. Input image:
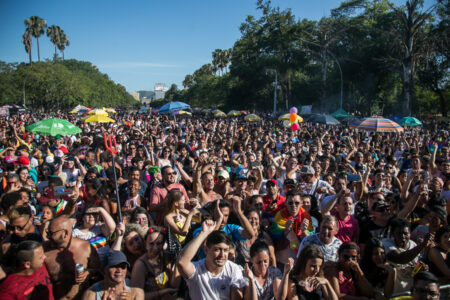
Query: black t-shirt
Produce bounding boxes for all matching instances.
[358,219,390,245]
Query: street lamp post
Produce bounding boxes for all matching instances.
[266,69,279,118]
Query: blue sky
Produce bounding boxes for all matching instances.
[0,0,436,93]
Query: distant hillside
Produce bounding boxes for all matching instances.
[0,59,139,109]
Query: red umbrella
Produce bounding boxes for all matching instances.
[350,116,403,133]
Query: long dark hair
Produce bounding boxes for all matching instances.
[293,244,324,277]
[360,238,385,276]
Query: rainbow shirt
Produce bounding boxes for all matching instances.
[269,207,313,252]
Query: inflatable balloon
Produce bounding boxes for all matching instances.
[289,113,297,123]
[291,123,300,131]
[289,107,298,114]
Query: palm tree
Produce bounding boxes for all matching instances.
[46,25,61,58]
[22,30,32,65]
[24,16,47,62]
[57,31,69,60]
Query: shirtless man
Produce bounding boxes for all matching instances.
[44,215,101,300]
[193,160,219,205]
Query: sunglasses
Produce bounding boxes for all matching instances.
[287,201,301,206]
[166,172,177,176]
[343,254,358,261]
[9,217,31,231]
[110,262,128,270]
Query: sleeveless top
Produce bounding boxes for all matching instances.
[293,277,324,300]
[138,256,170,292]
[338,271,356,296]
[90,279,131,300]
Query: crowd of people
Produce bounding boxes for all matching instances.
[0,110,448,300]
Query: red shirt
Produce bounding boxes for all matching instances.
[262,194,286,215]
[331,211,359,242]
[0,265,54,300]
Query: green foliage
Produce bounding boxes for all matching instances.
[0,60,138,109]
[178,0,448,116]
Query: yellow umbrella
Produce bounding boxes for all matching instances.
[69,109,78,114]
[87,108,108,116]
[227,110,241,117]
[244,114,261,122]
[179,110,192,115]
[278,113,303,122]
[83,115,115,123]
[105,108,117,114]
[214,111,227,118]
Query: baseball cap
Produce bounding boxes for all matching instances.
[17,156,30,166]
[45,156,55,164]
[105,251,130,268]
[266,179,278,186]
[237,175,248,181]
[217,170,229,179]
[300,165,315,175]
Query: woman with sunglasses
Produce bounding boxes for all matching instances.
[83,250,144,300]
[280,245,338,300]
[325,242,374,299]
[360,238,397,300]
[130,227,179,299]
[157,146,173,168]
[72,206,116,262]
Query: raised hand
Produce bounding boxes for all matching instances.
[244,263,255,281]
[284,257,294,274]
[202,219,216,233]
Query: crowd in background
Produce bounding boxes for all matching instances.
[0,110,448,300]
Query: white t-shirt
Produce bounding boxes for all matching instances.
[186,258,247,300]
[382,237,418,293]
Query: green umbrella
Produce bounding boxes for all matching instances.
[398,116,422,127]
[26,118,82,136]
[331,108,352,120]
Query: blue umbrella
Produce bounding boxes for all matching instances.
[158,101,190,114]
[306,114,340,125]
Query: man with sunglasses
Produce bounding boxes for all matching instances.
[1,205,42,257]
[148,166,188,225]
[411,271,440,300]
[270,189,313,265]
[44,215,100,300]
[83,250,143,300]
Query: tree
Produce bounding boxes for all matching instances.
[389,0,436,115]
[24,16,47,62]
[57,31,69,60]
[22,30,32,65]
[46,25,62,58]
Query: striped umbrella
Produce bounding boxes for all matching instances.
[350,116,403,132]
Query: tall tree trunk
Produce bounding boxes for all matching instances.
[28,50,32,65]
[36,37,40,62]
[437,89,447,117]
[287,72,292,110]
[320,49,328,113]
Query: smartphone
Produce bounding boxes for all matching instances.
[347,174,361,182]
[53,186,73,196]
[251,161,261,167]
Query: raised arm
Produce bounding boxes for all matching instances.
[231,196,256,239]
[176,220,216,279]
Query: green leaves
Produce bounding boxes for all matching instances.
[0,60,139,109]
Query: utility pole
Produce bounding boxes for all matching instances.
[266,69,279,118]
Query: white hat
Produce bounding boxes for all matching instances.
[45,156,55,164]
